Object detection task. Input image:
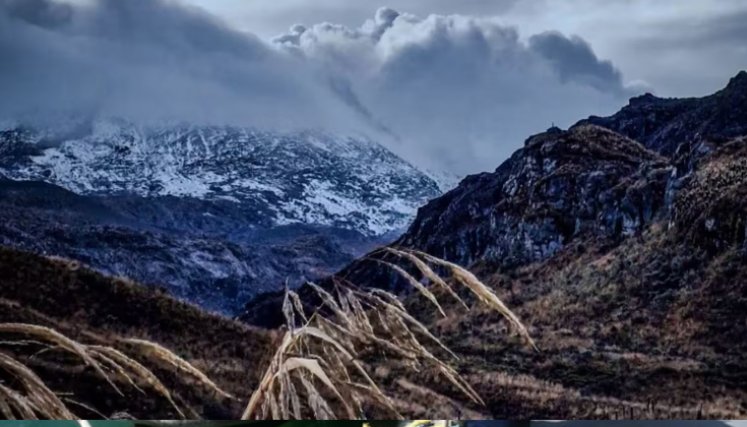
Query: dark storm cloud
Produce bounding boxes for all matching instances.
[0,0,638,175]
[0,0,360,129]
[529,31,626,94]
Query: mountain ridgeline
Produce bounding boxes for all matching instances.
[396,70,747,267]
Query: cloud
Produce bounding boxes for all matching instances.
[1,0,639,175]
[186,0,520,38]
[0,0,362,130]
[528,31,627,94]
[275,8,639,173]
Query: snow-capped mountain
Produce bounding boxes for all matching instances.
[0,118,441,236]
[0,117,443,314]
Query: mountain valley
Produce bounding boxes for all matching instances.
[1,72,747,419]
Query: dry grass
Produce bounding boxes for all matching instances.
[119,338,233,401]
[242,249,531,419]
[0,249,530,420]
[0,351,75,419]
[0,323,221,419]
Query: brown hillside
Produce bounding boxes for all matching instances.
[0,246,277,419]
[387,140,747,418]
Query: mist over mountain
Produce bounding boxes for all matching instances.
[0,0,641,175]
[2,0,746,420]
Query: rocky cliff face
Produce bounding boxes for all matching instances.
[392,70,747,271]
[398,125,670,268]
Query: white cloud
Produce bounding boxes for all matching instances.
[273,8,637,173]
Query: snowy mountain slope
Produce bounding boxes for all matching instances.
[0,118,441,236]
[0,118,442,313]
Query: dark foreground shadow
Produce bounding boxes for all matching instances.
[468,422,737,427]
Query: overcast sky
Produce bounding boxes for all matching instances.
[2,0,746,175]
[185,0,747,97]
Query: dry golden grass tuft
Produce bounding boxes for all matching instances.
[0,323,221,419]
[0,351,75,419]
[242,249,532,419]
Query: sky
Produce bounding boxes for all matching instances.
[1,0,746,176]
[184,0,747,97]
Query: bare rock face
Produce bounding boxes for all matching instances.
[397,124,670,268]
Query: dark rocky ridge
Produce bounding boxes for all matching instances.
[578,70,747,160]
[385,69,747,271]
[241,70,747,327]
[396,124,669,268]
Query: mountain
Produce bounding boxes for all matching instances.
[240,72,747,418]
[393,71,747,268]
[0,119,440,236]
[578,70,747,158]
[397,124,671,268]
[360,70,747,276]
[0,119,441,314]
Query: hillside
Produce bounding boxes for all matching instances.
[0,246,276,419]
[241,72,747,418]
[0,178,376,314]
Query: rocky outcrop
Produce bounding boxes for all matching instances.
[672,137,747,252]
[397,125,670,268]
[578,70,747,161]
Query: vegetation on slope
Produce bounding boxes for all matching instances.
[0,246,532,419]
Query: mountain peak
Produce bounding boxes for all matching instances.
[575,71,747,157]
[627,92,660,106]
[725,70,747,91]
[0,120,441,237]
